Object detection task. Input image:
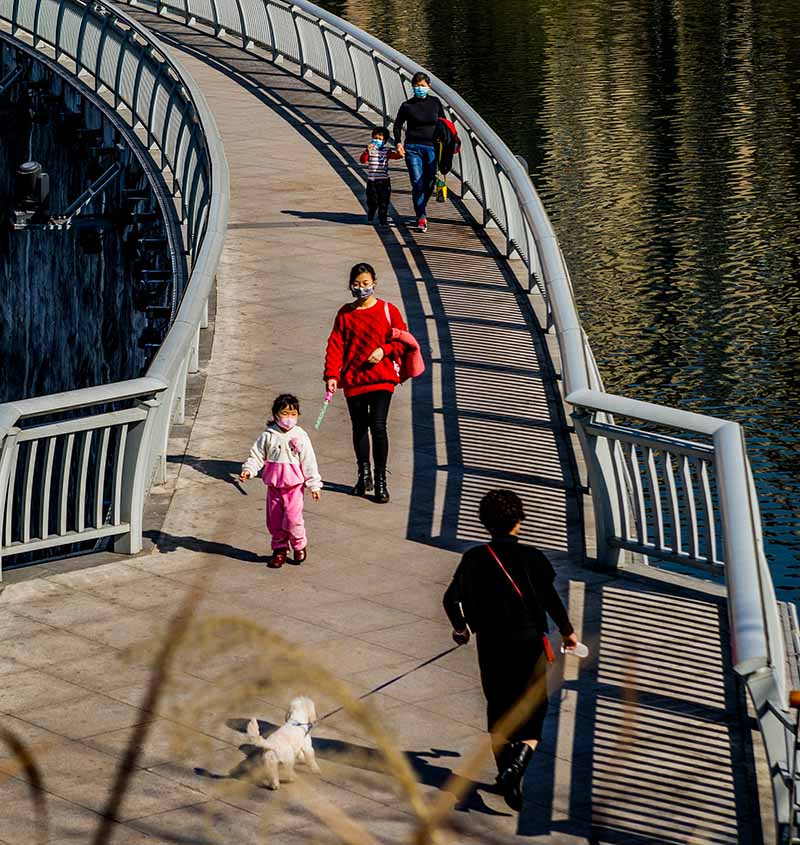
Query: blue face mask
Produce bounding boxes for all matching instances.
[413,86,429,98]
[372,139,385,148]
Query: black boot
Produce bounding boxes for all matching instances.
[493,744,510,784]
[373,468,390,504]
[495,741,533,811]
[352,462,373,496]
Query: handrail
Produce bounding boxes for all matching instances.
[129,0,792,835]
[0,0,229,563]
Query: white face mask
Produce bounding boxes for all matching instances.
[276,415,297,431]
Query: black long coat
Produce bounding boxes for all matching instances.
[443,536,573,742]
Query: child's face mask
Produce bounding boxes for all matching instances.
[276,415,298,431]
[413,86,429,98]
[372,138,385,148]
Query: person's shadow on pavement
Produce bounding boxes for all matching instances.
[167,455,247,495]
[144,530,266,563]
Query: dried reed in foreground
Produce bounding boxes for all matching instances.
[90,575,206,845]
[2,573,612,845]
[0,728,49,844]
[164,610,568,845]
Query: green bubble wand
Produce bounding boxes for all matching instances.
[314,390,333,430]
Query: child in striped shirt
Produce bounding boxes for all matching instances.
[359,126,403,226]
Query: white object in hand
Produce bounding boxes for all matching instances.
[561,642,589,658]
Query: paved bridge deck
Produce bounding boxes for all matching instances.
[0,12,764,845]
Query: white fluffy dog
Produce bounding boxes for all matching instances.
[246,696,321,789]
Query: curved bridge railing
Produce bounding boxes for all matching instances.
[0,0,228,559]
[131,0,792,836]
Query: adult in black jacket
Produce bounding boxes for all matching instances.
[394,71,444,232]
[443,489,577,811]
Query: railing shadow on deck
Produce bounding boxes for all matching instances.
[521,574,763,844]
[126,13,584,565]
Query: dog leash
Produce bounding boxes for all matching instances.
[317,644,460,723]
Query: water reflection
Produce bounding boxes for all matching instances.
[318,0,800,597]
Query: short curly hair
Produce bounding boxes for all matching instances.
[478,489,526,536]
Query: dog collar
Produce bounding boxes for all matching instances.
[289,719,313,735]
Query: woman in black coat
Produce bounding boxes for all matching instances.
[443,489,577,811]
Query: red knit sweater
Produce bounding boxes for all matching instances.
[324,299,408,397]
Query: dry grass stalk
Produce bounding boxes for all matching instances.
[0,728,49,844]
[89,575,206,845]
[169,615,427,816]
[165,613,578,845]
[2,570,596,845]
[422,668,550,839]
[278,775,382,845]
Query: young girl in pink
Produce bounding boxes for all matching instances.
[239,394,322,568]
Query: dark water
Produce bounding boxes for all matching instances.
[319,0,800,597]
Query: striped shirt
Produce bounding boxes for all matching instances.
[359,144,403,181]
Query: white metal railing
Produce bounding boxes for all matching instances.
[0,0,229,566]
[127,0,794,836]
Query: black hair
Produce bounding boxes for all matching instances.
[411,71,431,86]
[372,126,390,139]
[348,262,376,286]
[478,489,526,537]
[272,393,300,418]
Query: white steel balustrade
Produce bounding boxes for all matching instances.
[0,382,164,561]
[0,0,229,566]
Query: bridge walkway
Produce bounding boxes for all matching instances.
[0,10,763,845]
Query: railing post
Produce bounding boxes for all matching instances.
[0,427,21,579]
[468,131,490,227]
[152,387,174,486]
[189,326,201,373]
[572,410,624,570]
[372,51,387,119]
[347,38,364,111]
[320,26,336,94]
[264,2,279,61]
[114,398,160,554]
[231,0,249,49]
[208,0,220,35]
[175,355,190,425]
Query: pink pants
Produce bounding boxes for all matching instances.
[265,484,306,551]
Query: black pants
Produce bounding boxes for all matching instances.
[366,179,391,223]
[477,629,548,744]
[346,389,393,469]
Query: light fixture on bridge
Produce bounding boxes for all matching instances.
[10,159,122,231]
[12,160,50,227]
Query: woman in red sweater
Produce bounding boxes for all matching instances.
[324,263,407,503]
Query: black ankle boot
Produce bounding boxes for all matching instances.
[496,741,533,811]
[493,744,510,783]
[352,462,373,496]
[373,468,390,504]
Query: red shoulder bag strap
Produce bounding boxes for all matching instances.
[486,545,555,663]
